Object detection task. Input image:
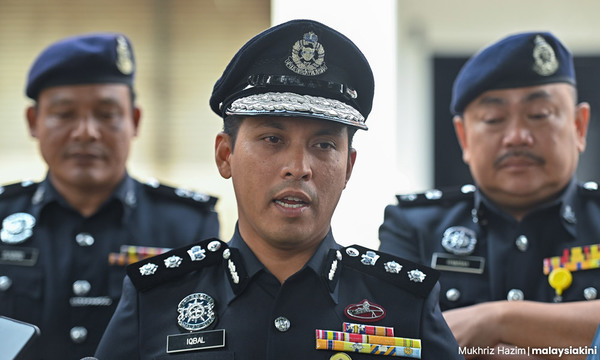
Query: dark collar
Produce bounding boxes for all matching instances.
[226,224,340,302]
[31,173,137,222]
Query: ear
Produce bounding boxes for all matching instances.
[343,148,357,188]
[132,106,141,137]
[453,115,471,164]
[215,132,233,179]
[26,106,38,138]
[574,102,590,153]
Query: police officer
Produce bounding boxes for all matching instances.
[95,20,462,359]
[0,33,220,359]
[379,32,600,354]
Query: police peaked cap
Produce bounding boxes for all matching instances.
[210,19,374,130]
[451,31,575,115]
[26,33,136,100]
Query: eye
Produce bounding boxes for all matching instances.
[482,117,503,125]
[528,112,550,120]
[263,135,282,144]
[316,142,335,150]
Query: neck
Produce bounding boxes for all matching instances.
[50,175,121,217]
[241,233,323,284]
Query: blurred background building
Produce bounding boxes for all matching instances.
[1,0,599,249]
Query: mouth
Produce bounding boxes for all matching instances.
[274,196,309,209]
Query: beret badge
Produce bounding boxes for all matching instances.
[115,35,134,75]
[285,31,327,76]
[532,35,559,76]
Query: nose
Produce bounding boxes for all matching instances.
[502,118,533,147]
[281,145,312,181]
[71,116,101,142]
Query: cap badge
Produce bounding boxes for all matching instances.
[441,226,477,256]
[285,31,327,76]
[1,213,36,245]
[344,299,386,322]
[177,293,216,331]
[532,35,559,76]
[115,35,134,75]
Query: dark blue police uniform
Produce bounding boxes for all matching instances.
[96,227,460,359]
[379,32,600,312]
[96,19,462,360]
[379,180,600,311]
[0,175,219,359]
[0,32,220,359]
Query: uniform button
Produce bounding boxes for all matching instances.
[72,280,91,296]
[70,326,88,343]
[507,289,524,301]
[75,233,95,247]
[446,288,461,302]
[0,276,12,291]
[274,316,290,332]
[515,235,528,252]
[584,287,598,300]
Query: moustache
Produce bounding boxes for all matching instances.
[494,150,545,167]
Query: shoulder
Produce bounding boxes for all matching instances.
[395,184,476,208]
[139,178,218,210]
[578,181,600,199]
[126,237,226,292]
[337,245,440,298]
[0,180,39,202]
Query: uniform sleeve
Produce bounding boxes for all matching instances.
[95,276,140,360]
[420,282,464,359]
[378,204,421,261]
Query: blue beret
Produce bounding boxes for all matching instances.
[26,33,135,100]
[210,19,374,130]
[450,32,575,115]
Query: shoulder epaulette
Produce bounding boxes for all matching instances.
[339,245,439,298]
[142,179,218,209]
[578,181,600,198]
[396,184,476,207]
[0,180,39,200]
[127,238,227,292]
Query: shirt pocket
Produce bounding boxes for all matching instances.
[0,265,44,324]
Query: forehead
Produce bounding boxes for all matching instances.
[466,83,574,111]
[37,83,131,106]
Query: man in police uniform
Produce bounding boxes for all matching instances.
[0,33,220,359]
[95,20,462,359]
[379,32,600,356]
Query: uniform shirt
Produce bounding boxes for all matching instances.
[0,175,219,359]
[379,178,600,311]
[95,227,462,360]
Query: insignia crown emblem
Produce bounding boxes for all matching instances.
[532,35,559,76]
[115,35,134,75]
[285,31,328,76]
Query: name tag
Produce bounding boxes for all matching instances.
[431,252,485,274]
[166,329,226,353]
[0,246,39,266]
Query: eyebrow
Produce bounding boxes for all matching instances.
[253,119,346,136]
[476,89,553,107]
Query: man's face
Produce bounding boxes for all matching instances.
[215,116,356,251]
[27,84,140,191]
[454,83,589,216]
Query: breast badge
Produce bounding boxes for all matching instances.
[345,299,386,322]
[177,293,216,331]
[1,212,36,245]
